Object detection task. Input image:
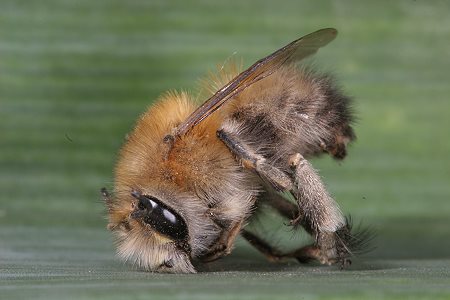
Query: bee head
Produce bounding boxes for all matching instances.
[104,188,197,273]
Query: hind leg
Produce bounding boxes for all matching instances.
[254,153,354,266]
[217,128,293,191]
[288,153,354,266]
[246,193,373,268]
[258,187,353,266]
[218,127,357,266]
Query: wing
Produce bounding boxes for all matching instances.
[174,28,338,137]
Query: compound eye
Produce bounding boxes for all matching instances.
[162,209,177,224]
[137,197,157,211]
[131,192,189,242]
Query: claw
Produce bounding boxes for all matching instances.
[289,214,302,227]
[200,244,228,262]
[288,153,302,168]
[340,258,352,270]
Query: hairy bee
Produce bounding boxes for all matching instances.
[103,28,372,273]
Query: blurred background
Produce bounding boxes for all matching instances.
[1,0,449,299]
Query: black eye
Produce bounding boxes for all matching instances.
[162,209,177,224]
[137,197,157,211]
[131,192,189,242]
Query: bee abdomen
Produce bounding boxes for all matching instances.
[226,66,355,164]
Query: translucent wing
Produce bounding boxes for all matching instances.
[174,28,338,137]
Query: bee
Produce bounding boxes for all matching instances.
[102,28,372,273]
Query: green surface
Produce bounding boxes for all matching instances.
[1,0,450,299]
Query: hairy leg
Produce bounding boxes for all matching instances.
[217,127,368,267]
[259,189,318,241]
[240,230,284,262]
[198,220,244,262]
[217,128,293,191]
[288,153,353,266]
[244,201,370,267]
[241,229,333,264]
[260,189,300,221]
[251,155,362,267]
[255,190,346,265]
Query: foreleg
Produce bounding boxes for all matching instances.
[198,219,244,262]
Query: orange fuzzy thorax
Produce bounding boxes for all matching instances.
[114,91,236,199]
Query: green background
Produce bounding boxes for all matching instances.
[1,0,449,299]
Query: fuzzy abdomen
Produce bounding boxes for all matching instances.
[224,66,355,169]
